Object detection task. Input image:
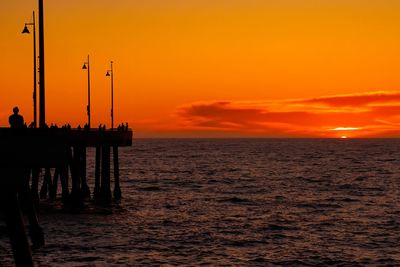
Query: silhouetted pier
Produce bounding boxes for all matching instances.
[0,127,132,200]
[3,0,134,264]
[0,127,132,266]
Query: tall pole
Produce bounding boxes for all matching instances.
[33,11,37,128]
[38,0,45,128]
[87,55,91,128]
[110,61,114,130]
[106,61,114,129]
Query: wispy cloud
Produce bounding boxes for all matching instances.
[176,91,400,137]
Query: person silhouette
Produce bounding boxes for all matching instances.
[9,107,24,128]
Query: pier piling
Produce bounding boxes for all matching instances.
[50,167,59,200]
[94,146,101,198]
[3,192,34,267]
[31,168,40,207]
[60,165,69,202]
[113,145,121,199]
[80,146,91,198]
[70,146,83,205]
[101,145,112,202]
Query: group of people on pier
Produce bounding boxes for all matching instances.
[9,107,130,131]
[117,123,129,131]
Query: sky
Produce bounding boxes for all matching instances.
[1,0,400,137]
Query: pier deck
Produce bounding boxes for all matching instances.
[0,128,132,167]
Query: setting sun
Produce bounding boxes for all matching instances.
[332,127,360,131]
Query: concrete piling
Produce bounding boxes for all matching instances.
[94,146,101,198]
[113,146,121,199]
[101,145,112,202]
[80,147,91,198]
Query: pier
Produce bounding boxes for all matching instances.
[0,127,132,199]
[0,0,136,265]
[0,127,132,266]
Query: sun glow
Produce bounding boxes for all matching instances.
[341,135,348,139]
[332,127,360,131]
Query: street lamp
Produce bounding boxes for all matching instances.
[106,61,114,129]
[82,55,91,128]
[22,11,37,128]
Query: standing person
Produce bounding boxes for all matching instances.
[9,107,24,128]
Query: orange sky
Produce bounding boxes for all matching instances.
[1,0,400,137]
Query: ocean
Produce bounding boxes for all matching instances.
[1,139,400,266]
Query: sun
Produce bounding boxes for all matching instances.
[330,127,359,139]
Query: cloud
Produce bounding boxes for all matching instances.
[176,91,400,137]
[297,91,400,108]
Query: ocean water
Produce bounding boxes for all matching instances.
[1,138,400,266]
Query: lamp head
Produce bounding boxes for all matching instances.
[82,63,87,70]
[106,71,111,77]
[22,25,30,34]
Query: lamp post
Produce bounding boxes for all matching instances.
[106,61,114,129]
[38,0,46,128]
[22,11,37,128]
[82,55,91,128]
